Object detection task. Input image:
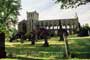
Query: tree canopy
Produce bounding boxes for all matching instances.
[0,0,21,32]
[56,0,90,9]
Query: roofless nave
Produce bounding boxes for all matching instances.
[18,11,80,35]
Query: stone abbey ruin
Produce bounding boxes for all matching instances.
[18,11,80,35]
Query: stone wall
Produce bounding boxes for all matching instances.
[18,11,80,35]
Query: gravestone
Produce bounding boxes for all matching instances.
[0,32,6,58]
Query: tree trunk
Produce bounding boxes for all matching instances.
[43,33,49,47]
[43,37,49,47]
[60,35,64,41]
[31,39,35,45]
[0,32,6,58]
[31,33,36,45]
[59,20,64,41]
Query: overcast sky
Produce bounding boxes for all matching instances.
[18,0,90,26]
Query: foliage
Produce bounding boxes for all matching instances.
[0,0,21,32]
[56,0,90,9]
[83,24,90,29]
[77,24,90,36]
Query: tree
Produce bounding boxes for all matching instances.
[56,0,90,9]
[55,0,90,58]
[0,0,21,32]
[42,29,49,47]
[0,0,21,58]
[59,20,64,41]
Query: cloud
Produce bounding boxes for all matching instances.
[39,5,77,20]
[18,0,56,21]
[75,3,90,25]
[18,0,90,26]
[21,0,55,11]
[79,10,90,25]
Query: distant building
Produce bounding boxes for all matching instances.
[18,11,80,35]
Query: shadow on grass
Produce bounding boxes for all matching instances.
[5,36,90,59]
[71,53,90,59]
[69,37,90,59]
[5,43,65,59]
[6,43,65,52]
[6,56,42,60]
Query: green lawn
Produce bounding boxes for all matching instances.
[1,35,90,60]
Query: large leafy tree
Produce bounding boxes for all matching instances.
[0,0,21,32]
[0,0,21,58]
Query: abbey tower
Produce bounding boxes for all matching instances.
[27,11,39,34]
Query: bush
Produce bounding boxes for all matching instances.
[77,26,90,37]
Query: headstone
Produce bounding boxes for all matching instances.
[63,30,70,58]
[0,32,6,58]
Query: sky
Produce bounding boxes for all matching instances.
[18,0,90,26]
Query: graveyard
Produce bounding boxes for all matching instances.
[0,35,89,60]
[0,0,90,60]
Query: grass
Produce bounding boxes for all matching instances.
[1,35,90,60]
[69,36,90,58]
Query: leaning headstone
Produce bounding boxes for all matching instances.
[0,32,6,58]
[63,29,70,58]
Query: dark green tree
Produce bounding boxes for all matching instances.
[56,0,90,9]
[0,0,21,58]
[0,0,21,32]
